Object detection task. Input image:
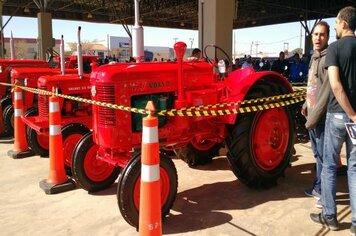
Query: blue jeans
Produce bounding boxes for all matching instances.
[309,122,325,193]
[322,112,356,224]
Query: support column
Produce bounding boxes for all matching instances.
[304,34,312,55]
[198,0,235,57]
[37,12,54,60]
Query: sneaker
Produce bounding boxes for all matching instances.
[351,225,356,236]
[304,188,321,200]
[315,199,322,209]
[310,213,339,231]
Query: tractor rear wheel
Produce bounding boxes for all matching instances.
[225,81,295,189]
[117,152,178,227]
[3,105,14,136]
[72,132,120,192]
[177,138,221,167]
[61,123,90,176]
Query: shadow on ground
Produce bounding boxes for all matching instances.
[163,161,349,234]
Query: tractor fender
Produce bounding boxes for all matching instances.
[223,68,293,124]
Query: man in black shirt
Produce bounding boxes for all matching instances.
[271,51,289,76]
[310,6,356,234]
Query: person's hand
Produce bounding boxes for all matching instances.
[350,113,356,123]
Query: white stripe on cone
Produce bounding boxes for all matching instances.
[14,108,22,117]
[141,164,160,182]
[14,91,22,101]
[50,125,61,136]
[142,126,158,143]
[49,101,60,113]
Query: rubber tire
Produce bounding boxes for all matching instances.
[176,140,221,167]
[3,105,14,136]
[26,126,49,157]
[117,152,178,227]
[225,80,295,189]
[72,132,120,192]
[0,96,12,111]
[24,107,38,117]
[61,123,90,176]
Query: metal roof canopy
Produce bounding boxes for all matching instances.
[2,0,355,30]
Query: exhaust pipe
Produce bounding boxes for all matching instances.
[77,26,83,79]
[10,31,15,60]
[174,42,187,108]
[132,0,144,62]
[60,35,65,75]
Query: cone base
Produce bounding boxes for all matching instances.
[7,149,35,159]
[39,178,76,194]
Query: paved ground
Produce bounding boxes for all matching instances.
[0,136,352,236]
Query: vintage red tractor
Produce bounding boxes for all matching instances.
[0,59,50,134]
[21,71,93,168]
[22,28,97,175]
[3,55,97,136]
[70,42,296,227]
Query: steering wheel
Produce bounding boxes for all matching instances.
[203,44,231,68]
[46,48,61,63]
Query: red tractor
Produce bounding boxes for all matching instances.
[3,55,97,136]
[0,59,50,134]
[21,71,93,165]
[20,29,97,171]
[71,42,296,227]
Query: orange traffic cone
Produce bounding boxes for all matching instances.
[139,101,162,236]
[39,89,75,194]
[7,86,34,158]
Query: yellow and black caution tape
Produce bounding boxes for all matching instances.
[0,82,305,117]
[160,90,306,113]
[292,86,307,92]
[158,96,305,116]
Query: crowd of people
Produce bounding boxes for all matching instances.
[232,51,309,83]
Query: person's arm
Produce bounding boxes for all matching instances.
[328,65,356,122]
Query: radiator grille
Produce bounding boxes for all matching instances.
[38,85,49,117]
[96,85,116,126]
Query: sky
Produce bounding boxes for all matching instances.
[1,15,337,57]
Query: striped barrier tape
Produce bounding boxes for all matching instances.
[0,82,306,117]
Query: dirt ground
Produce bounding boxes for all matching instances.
[0,136,352,236]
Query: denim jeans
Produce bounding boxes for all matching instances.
[322,112,356,224]
[309,122,325,193]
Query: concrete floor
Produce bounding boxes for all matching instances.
[0,136,352,236]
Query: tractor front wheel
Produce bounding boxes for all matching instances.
[26,127,49,157]
[72,132,120,192]
[25,107,49,156]
[225,81,295,189]
[61,123,90,176]
[3,105,14,136]
[117,152,178,227]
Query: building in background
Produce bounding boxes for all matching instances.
[3,37,61,59]
[2,36,195,61]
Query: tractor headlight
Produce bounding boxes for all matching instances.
[0,66,2,73]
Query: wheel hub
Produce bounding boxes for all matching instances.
[252,108,289,171]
